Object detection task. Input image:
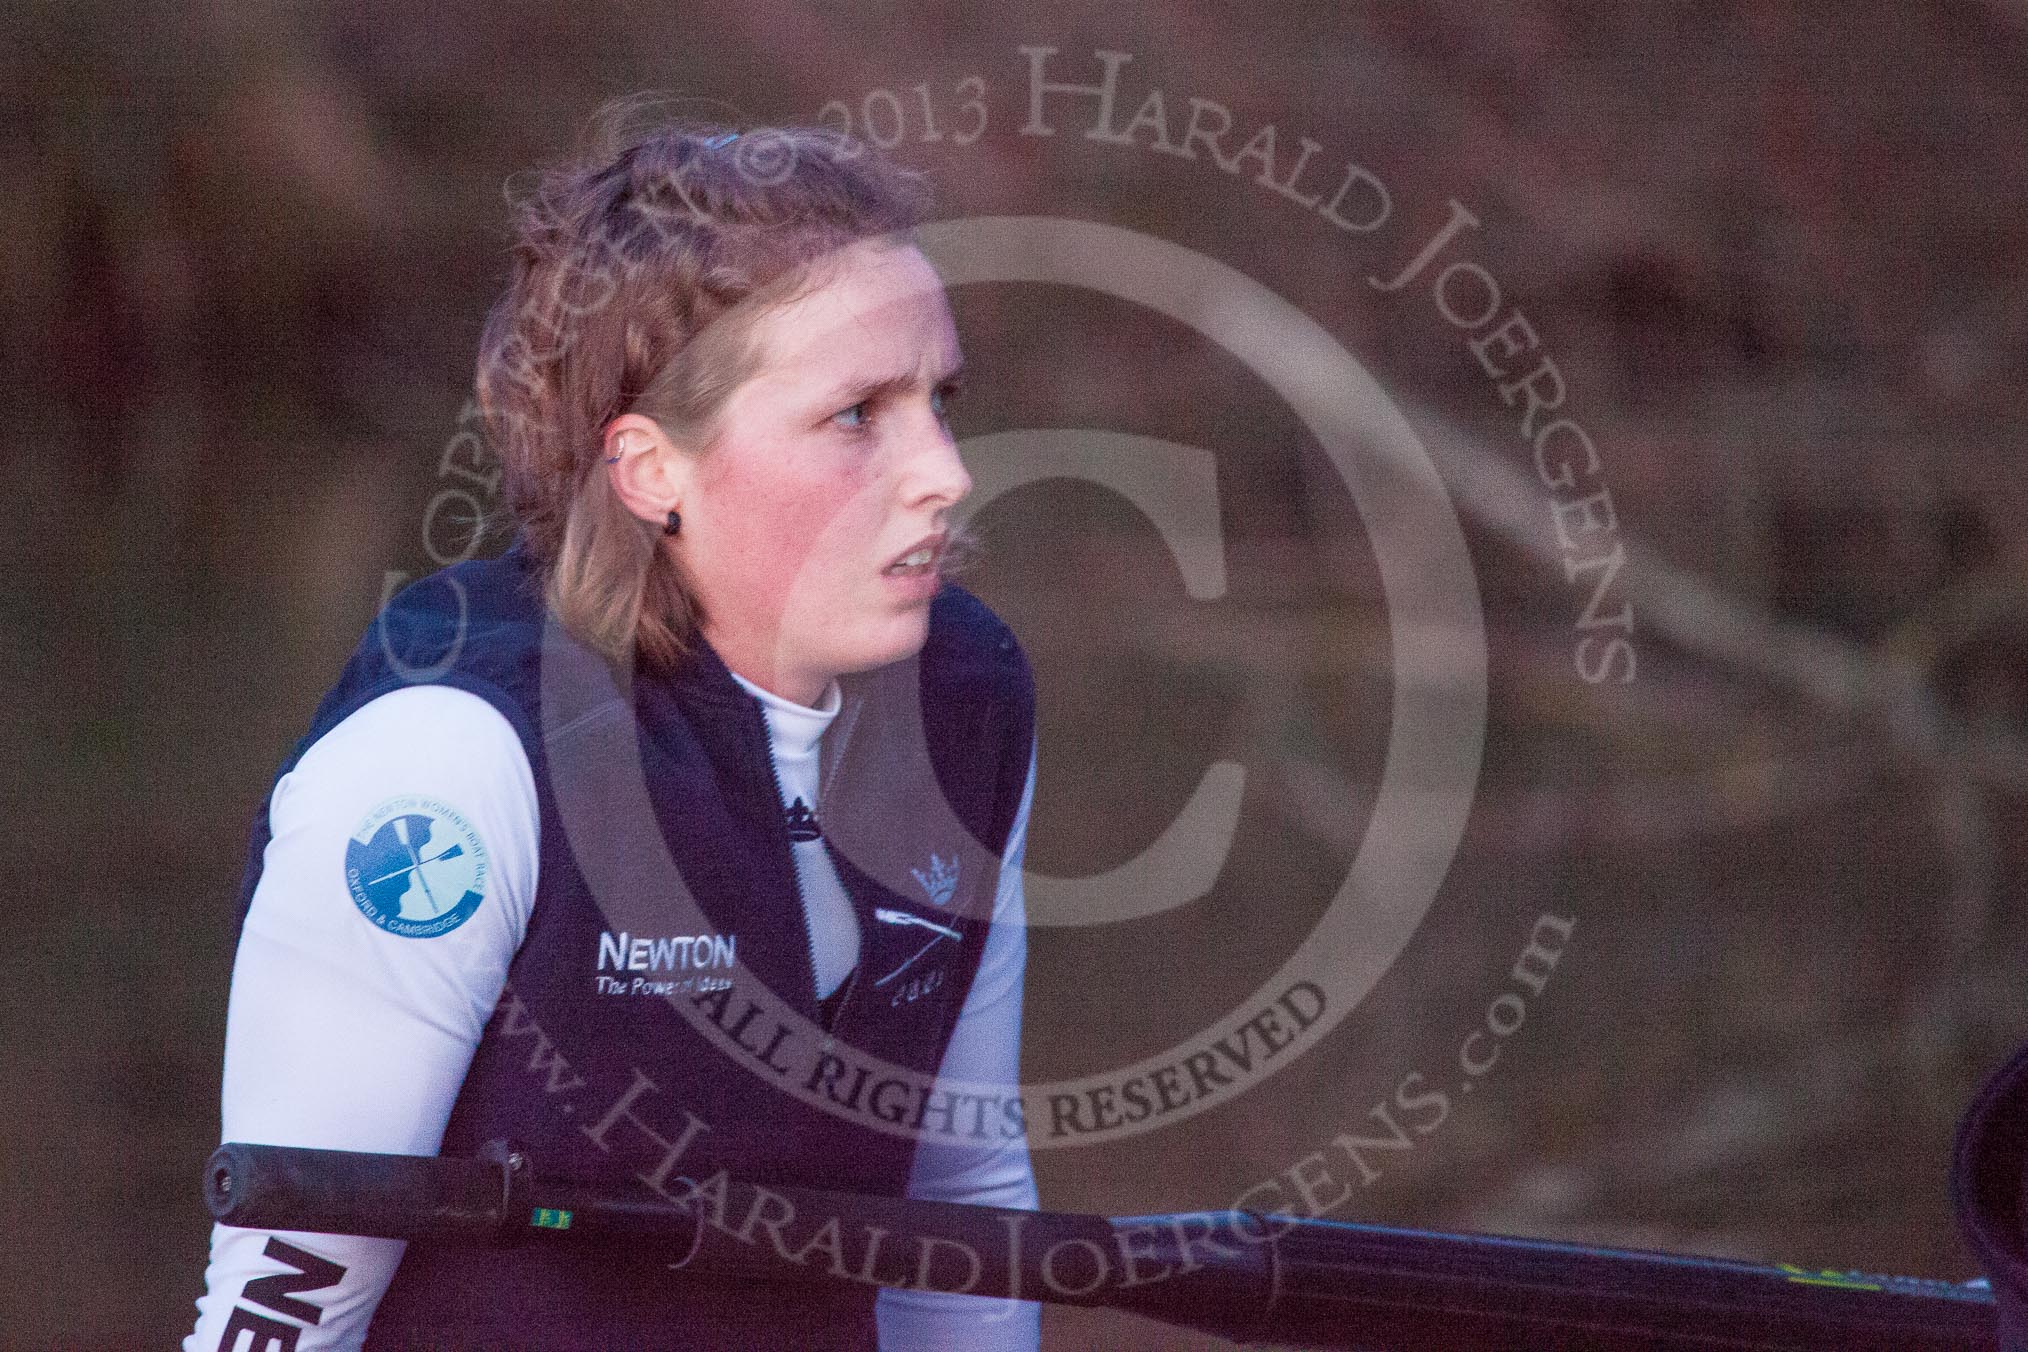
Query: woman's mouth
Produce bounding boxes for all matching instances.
[882,533,944,577]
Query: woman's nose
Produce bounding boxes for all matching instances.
[903,415,972,509]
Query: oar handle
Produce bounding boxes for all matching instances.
[205,1140,525,1241]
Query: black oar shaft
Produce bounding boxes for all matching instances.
[204,1143,1998,1352]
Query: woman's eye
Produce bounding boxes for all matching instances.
[930,381,959,421]
[833,401,872,431]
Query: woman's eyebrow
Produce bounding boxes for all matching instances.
[817,360,965,409]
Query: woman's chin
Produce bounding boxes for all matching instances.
[830,610,934,676]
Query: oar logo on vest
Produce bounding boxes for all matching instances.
[344,795,489,939]
[910,852,959,907]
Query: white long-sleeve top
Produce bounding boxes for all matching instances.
[185,680,1041,1351]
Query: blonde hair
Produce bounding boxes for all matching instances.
[475,101,932,669]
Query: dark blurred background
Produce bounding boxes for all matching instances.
[7,2,2028,1347]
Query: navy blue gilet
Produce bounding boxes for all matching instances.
[234,542,1036,1350]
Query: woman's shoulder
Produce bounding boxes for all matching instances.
[376,547,548,649]
[285,684,535,810]
[336,548,553,725]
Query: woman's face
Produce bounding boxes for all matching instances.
[676,240,971,705]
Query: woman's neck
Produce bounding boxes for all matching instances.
[718,653,829,710]
[701,625,829,707]
[729,666,841,717]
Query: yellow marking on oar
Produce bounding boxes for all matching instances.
[1778,1263,1882,1291]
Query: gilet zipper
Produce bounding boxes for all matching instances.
[753,694,865,1049]
[752,706,828,1014]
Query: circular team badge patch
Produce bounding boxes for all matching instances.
[344,795,489,938]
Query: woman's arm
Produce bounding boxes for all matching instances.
[184,685,538,1352]
[877,739,1042,1352]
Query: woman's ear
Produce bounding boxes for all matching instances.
[603,413,689,528]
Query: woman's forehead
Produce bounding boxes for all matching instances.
[744,242,959,394]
